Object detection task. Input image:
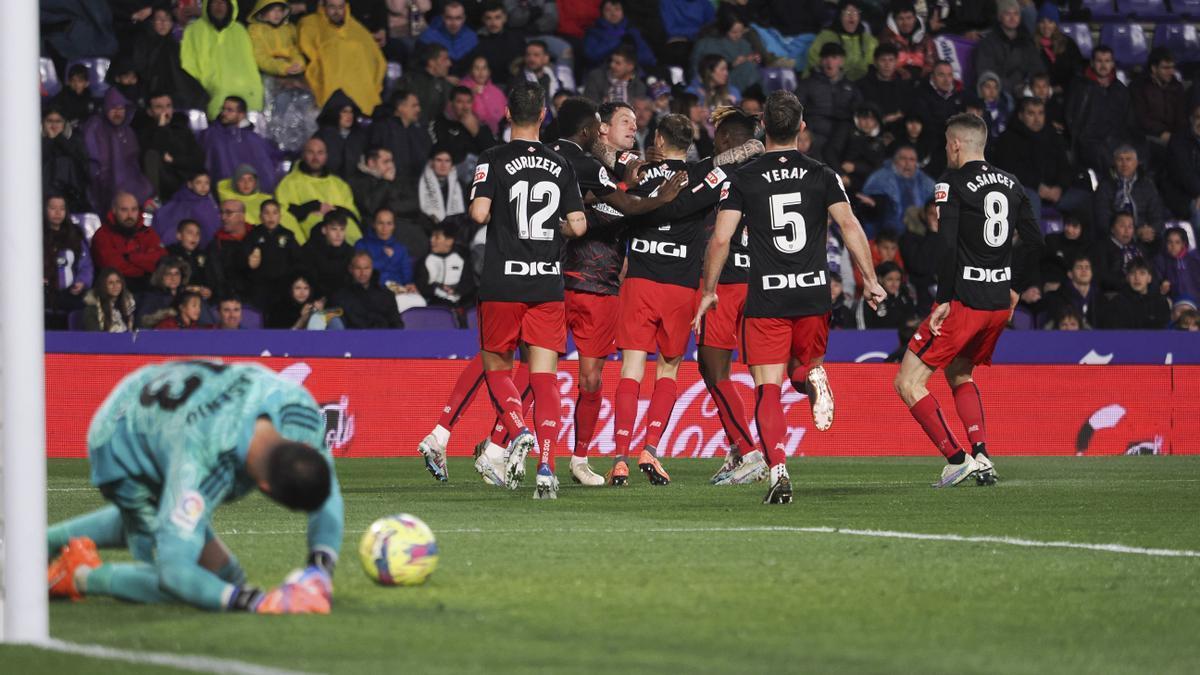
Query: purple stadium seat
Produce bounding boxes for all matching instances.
[1010,306,1036,330]
[1119,0,1172,19]
[1099,23,1148,68]
[70,213,102,244]
[41,57,61,98]
[240,306,263,329]
[1060,23,1094,59]
[465,306,478,330]
[1154,24,1200,64]
[187,109,209,134]
[401,306,457,329]
[1176,0,1200,18]
[762,67,798,93]
[386,62,403,90]
[1166,220,1197,249]
[1080,0,1120,19]
[1041,218,1064,235]
[67,310,84,331]
[67,58,110,97]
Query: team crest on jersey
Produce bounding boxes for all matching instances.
[170,490,205,533]
[934,182,949,203]
[599,167,617,189]
[778,155,788,163]
[704,167,727,188]
[473,163,490,184]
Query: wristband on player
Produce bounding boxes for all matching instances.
[307,549,336,575]
[228,585,265,612]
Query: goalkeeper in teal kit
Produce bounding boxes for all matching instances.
[47,360,344,614]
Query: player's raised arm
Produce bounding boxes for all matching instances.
[830,201,885,309]
[600,170,688,217]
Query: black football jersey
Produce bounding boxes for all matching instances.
[471,140,584,303]
[552,139,625,296]
[718,149,849,318]
[934,160,1043,310]
[624,158,708,288]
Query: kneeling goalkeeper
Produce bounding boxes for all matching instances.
[47,360,343,614]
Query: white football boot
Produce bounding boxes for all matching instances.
[472,439,507,487]
[417,431,448,482]
[973,451,998,486]
[932,454,981,488]
[505,430,536,490]
[569,456,605,486]
[807,366,835,431]
[712,449,769,485]
[762,463,793,505]
[533,464,559,500]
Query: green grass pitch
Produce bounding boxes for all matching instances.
[7,456,1200,674]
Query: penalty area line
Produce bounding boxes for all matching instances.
[34,639,314,675]
[215,526,1200,559]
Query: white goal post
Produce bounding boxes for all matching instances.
[0,0,49,643]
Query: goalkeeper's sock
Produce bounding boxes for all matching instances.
[47,505,125,557]
[436,355,485,429]
[82,563,170,604]
[642,377,678,450]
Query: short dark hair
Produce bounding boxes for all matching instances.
[1054,304,1085,328]
[556,97,599,138]
[932,59,954,71]
[364,145,392,162]
[260,198,280,214]
[147,91,173,104]
[323,212,349,229]
[373,206,396,222]
[481,1,505,15]
[763,91,804,142]
[450,85,473,101]
[526,39,549,55]
[874,42,899,59]
[611,43,638,66]
[1148,46,1174,68]
[946,112,989,143]
[1127,257,1151,274]
[389,88,417,110]
[507,81,546,125]
[876,230,899,245]
[876,260,903,278]
[266,441,332,512]
[1110,210,1134,228]
[175,290,202,309]
[224,96,248,113]
[1165,226,1189,245]
[598,100,634,124]
[1017,96,1044,115]
[715,108,758,144]
[218,295,242,307]
[422,42,448,65]
[1093,44,1114,59]
[432,220,459,239]
[177,218,201,232]
[1068,252,1093,268]
[67,64,89,80]
[656,113,693,152]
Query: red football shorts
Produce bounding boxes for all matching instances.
[742,313,830,366]
[565,290,619,358]
[616,277,696,358]
[908,300,1009,368]
[696,283,747,352]
[478,300,566,354]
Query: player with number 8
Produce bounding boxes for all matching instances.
[893,113,1044,489]
[694,91,885,504]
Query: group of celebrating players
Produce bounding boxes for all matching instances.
[44,79,1041,614]
[415,80,1042,503]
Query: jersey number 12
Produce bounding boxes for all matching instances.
[509,180,560,241]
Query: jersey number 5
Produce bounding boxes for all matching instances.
[510,180,561,241]
[983,191,1010,248]
[770,192,807,253]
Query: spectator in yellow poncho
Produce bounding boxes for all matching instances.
[247,0,306,77]
[217,164,273,226]
[275,137,363,244]
[298,0,387,116]
[181,0,265,119]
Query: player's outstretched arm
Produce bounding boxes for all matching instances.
[693,208,740,332]
[306,467,343,573]
[830,202,885,309]
[602,171,689,216]
[469,197,492,226]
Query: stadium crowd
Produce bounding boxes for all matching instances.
[39,0,1200,333]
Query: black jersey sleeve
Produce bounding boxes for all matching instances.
[821,166,852,209]
[934,180,960,305]
[622,162,725,231]
[469,151,498,201]
[717,177,745,214]
[560,162,586,216]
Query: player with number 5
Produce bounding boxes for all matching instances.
[694,91,885,505]
[468,81,589,500]
[893,113,1043,489]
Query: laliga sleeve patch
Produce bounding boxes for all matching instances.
[934,182,950,203]
[473,163,490,185]
[169,490,206,534]
[599,166,617,189]
[704,167,727,188]
[618,151,638,165]
[719,181,731,201]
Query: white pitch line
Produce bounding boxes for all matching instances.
[215,526,1200,558]
[34,639,314,675]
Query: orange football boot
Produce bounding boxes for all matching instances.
[48,537,101,600]
[638,450,671,486]
[606,459,629,486]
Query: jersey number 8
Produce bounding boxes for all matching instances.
[770,192,807,253]
[509,180,561,241]
[983,191,1010,248]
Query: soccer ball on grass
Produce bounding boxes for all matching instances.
[358,514,439,586]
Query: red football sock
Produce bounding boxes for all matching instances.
[484,371,526,439]
[574,388,603,457]
[788,363,810,395]
[711,379,755,456]
[910,394,963,459]
[489,365,534,446]
[436,355,485,429]
[643,378,678,451]
[754,384,787,467]
[530,372,559,470]
[613,377,641,458]
[488,417,508,447]
[952,381,987,447]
